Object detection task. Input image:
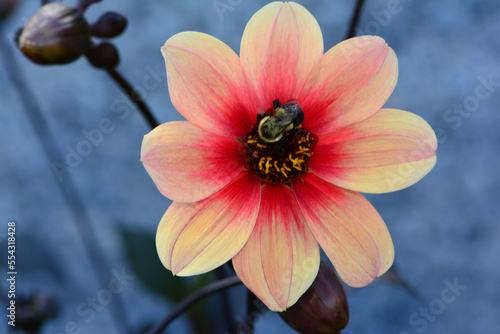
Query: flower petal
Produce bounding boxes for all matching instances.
[233,184,320,311]
[293,173,394,287]
[300,36,398,134]
[240,2,323,111]
[141,121,244,203]
[156,171,260,276]
[162,32,258,138]
[310,109,437,193]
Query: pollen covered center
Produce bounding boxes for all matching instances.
[243,102,318,184]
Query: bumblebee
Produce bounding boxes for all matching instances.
[258,99,305,143]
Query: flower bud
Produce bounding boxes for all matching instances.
[17,3,91,65]
[90,11,127,38]
[0,0,20,21]
[85,41,119,68]
[280,261,349,334]
[16,292,59,333]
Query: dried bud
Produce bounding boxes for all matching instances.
[85,41,119,68]
[16,292,59,333]
[17,3,91,65]
[280,261,349,334]
[0,0,20,21]
[90,11,127,38]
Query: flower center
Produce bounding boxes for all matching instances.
[243,99,318,184]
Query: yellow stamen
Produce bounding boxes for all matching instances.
[265,157,272,174]
[259,157,265,171]
[296,146,310,154]
[280,168,288,178]
[253,151,259,158]
[282,163,291,172]
[246,139,257,144]
[274,160,280,172]
[257,143,267,148]
[289,154,304,171]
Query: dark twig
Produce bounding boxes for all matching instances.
[245,290,257,334]
[147,275,243,334]
[215,266,236,333]
[345,0,366,39]
[1,35,130,334]
[383,264,421,300]
[105,67,159,129]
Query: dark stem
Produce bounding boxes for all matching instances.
[245,290,257,334]
[105,67,159,129]
[215,266,236,333]
[147,276,243,334]
[1,34,130,334]
[345,0,366,39]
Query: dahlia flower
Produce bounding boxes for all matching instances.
[141,1,437,311]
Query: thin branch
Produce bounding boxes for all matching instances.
[147,275,243,334]
[215,266,236,333]
[105,67,159,129]
[245,290,257,334]
[345,0,366,39]
[1,35,130,334]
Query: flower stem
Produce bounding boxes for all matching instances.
[105,67,159,129]
[245,290,258,334]
[345,0,366,39]
[147,275,243,334]
[215,266,235,333]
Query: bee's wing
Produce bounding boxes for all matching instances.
[272,111,296,127]
[273,104,303,127]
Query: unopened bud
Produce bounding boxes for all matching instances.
[17,3,91,65]
[90,11,127,38]
[17,292,59,333]
[0,0,20,21]
[280,261,349,334]
[85,42,119,68]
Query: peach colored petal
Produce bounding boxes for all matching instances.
[141,121,244,203]
[240,2,323,112]
[293,173,394,287]
[156,172,260,276]
[310,109,437,193]
[300,36,398,134]
[232,184,320,311]
[162,32,258,138]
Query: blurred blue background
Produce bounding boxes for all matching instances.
[1,0,499,333]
